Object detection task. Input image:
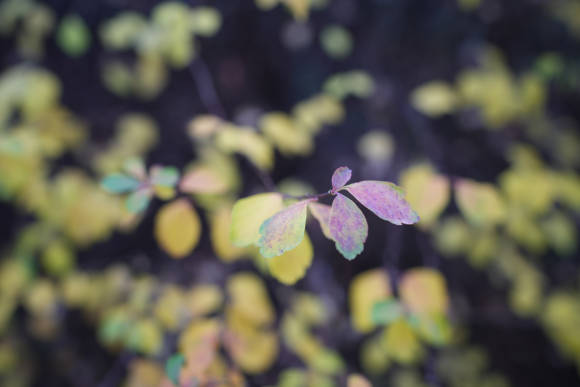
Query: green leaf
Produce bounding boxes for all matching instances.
[258,199,312,258]
[165,353,185,386]
[371,299,404,325]
[56,14,91,57]
[101,173,140,193]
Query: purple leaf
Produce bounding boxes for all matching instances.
[344,181,419,225]
[331,166,352,193]
[308,202,332,239]
[329,193,368,260]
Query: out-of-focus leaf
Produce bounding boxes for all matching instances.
[258,199,312,258]
[126,188,151,213]
[179,166,229,194]
[371,299,404,325]
[329,193,368,260]
[357,130,394,164]
[259,112,313,156]
[227,272,274,326]
[455,179,506,227]
[308,202,332,239]
[320,25,352,59]
[56,14,90,57]
[400,164,450,228]
[345,181,419,225]
[41,239,74,276]
[382,319,423,364]
[411,81,457,117]
[101,173,141,193]
[347,374,372,387]
[399,268,449,317]
[215,126,274,170]
[541,212,577,256]
[210,204,247,262]
[230,193,283,247]
[150,165,179,187]
[154,199,201,258]
[189,7,221,36]
[267,233,313,285]
[165,353,185,386]
[331,166,352,193]
[350,269,391,333]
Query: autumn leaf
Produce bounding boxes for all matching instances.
[344,181,419,225]
[455,178,506,226]
[329,193,368,260]
[399,268,449,316]
[257,199,312,258]
[154,199,201,258]
[267,234,313,285]
[308,202,332,239]
[179,166,229,194]
[331,166,352,193]
[230,193,283,247]
[101,173,141,193]
[349,269,391,333]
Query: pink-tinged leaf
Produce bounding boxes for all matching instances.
[329,193,368,260]
[345,181,419,225]
[308,202,332,239]
[126,188,152,213]
[150,165,179,187]
[331,166,352,193]
[179,167,228,194]
[124,158,147,180]
[257,199,313,258]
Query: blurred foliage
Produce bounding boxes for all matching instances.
[1,0,580,386]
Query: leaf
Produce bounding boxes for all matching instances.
[331,166,352,193]
[56,14,91,57]
[399,268,449,316]
[101,173,141,193]
[210,205,247,262]
[410,81,457,117]
[179,166,228,194]
[371,299,404,325]
[258,199,312,258]
[308,202,332,239]
[165,353,185,386]
[227,272,275,326]
[400,164,450,228]
[349,269,391,333]
[329,193,368,260]
[345,181,419,225]
[267,233,313,285]
[382,319,423,364]
[347,374,372,387]
[126,188,152,213]
[150,165,179,187]
[154,199,201,258]
[124,158,147,180]
[454,178,506,226]
[230,193,283,247]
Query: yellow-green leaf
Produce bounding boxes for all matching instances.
[154,199,201,258]
[230,193,283,247]
[267,233,313,285]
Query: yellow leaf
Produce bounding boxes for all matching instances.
[454,178,506,227]
[215,125,274,170]
[382,320,423,364]
[227,328,278,374]
[399,268,449,316]
[154,199,201,258]
[411,81,457,117]
[347,374,372,387]
[260,112,313,156]
[349,269,391,333]
[187,284,223,317]
[230,193,283,247]
[267,233,313,285]
[210,204,248,262]
[227,272,275,326]
[400,164,450,228]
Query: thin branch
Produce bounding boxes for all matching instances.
[189,59,226,118]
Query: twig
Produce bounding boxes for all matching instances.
[189,59,226,118]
